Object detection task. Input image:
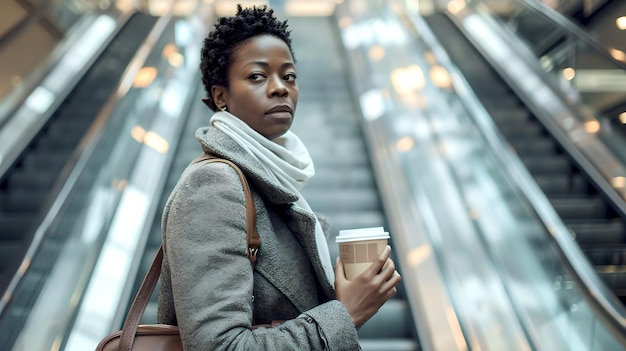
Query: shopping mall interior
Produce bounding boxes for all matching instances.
[1,0,626,350]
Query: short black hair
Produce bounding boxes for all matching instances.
[200,4,294,111]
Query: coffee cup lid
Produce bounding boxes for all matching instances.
[336,226,390,243]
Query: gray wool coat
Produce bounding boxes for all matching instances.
[157,126,361,350]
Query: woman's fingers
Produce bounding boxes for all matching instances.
[365,246,391,276]
[335,257,347,282]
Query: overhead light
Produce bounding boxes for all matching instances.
[447,0,466,14]
[609,48,626,62]
[168,52,184,67]
[391,65,425,94]
[133,67,157,88]
[131,126,146,142]
[612,176,626,189]
[619,112,626,124]
[359,89,386,121]
[396,137,414,153]
[617,16,626,30]
[562,67,575,80]
[216,1,266,16]
[430,65,451,88]
[368,46,385,60]
[584,120,600,134]
[286,1,335,16]
[144,131,169,153]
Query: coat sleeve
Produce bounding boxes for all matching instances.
[163,163,360,351]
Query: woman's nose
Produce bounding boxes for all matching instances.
[267,76,288,97]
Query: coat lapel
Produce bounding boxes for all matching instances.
[285,206,335,299]
[253,203,335,313]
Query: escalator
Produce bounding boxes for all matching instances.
[0,11,157,347]
[124,15,420,351]
[423,13,626,304]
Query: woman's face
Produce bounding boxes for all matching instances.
[213,34,298,140]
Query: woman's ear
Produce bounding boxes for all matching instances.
[211,85,228,111]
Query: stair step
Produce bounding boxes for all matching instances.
[519,155,570,174]
[305,168,375,189]
[0,214,35,240]
[534,174,588,195]
[507,138,557,154]
[498,123,544,138]
[358,299,415,339]
[0,190,47,212]
[569,220,625,246]
[305,189,382,212]
[550,196,607,219]
[585,246,626,266]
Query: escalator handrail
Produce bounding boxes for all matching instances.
[519,0,626,71]
[437,4,626,344]
[0,9,132,178]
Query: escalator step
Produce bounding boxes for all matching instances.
[307,138,368,158]
[518,155,570,174]
[0,190,48,212]
[534,173,588,195]
[35,133,81,148]
[550,195,607,219]
[305,168,375,189]
[507,137,557,154]
[487,107,531,121]
[0,242,22,272]
[358,299,414,339]
[482,98,520,109]
[597,272,626,296]
[497,122,545,138]
[314,152,369,167]
[20,151,73,168]
[585,246,626,266]
[305,189,382,212]
[5,170,57,189]
[0,214,34,240]
[569,220,625,245]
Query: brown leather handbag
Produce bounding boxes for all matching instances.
[95,157,260,351]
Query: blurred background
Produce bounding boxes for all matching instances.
[0,0,626,350]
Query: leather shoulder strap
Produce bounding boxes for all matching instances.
[118,153,258,351]
[192,154,260,262]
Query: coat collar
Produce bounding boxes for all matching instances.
[196,126,299,205]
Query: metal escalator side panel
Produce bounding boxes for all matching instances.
[420,4,626,349]
[0,11,162,351]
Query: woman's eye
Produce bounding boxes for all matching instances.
[284,73,297,81]
[249,73,264,81]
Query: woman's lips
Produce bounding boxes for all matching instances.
[265,105,293,119]
[265,111,292,119]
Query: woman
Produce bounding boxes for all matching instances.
[157,5,401,350]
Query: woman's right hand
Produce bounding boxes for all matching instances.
[334,245,402,328]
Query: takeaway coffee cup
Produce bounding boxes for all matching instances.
[336,227,390,280]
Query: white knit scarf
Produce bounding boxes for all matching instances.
[211,111,335,284]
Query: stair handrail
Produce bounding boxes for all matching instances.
[518,0,626,71]
[0,9,133,177]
